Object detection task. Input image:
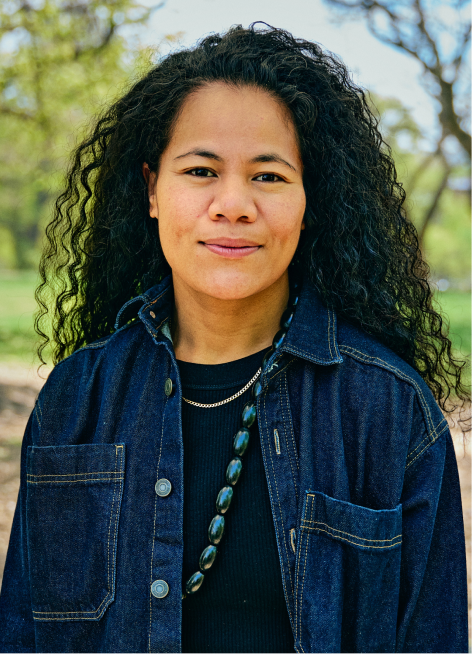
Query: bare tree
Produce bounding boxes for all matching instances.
[324,0,470,157]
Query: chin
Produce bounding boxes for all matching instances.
[193,270,268,301]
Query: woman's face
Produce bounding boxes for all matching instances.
[146,82,306,301]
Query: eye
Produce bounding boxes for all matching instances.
[187,168,216,177]
[254,173,283,182]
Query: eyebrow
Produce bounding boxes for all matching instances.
[174,149,222,162]
[174,148,297,172]
[250,153,297,172]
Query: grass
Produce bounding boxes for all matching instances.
[0,271,41,366]
[436,291,471,359]
[0,270,470,374]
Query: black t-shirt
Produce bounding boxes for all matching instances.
[178,347,294,653]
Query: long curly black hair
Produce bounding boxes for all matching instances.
[35,23,469,423]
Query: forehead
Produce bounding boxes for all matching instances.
[167,82,300,159]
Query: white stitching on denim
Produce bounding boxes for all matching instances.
[341,344,448,467]
[340,345,449,471]
[282,343,341,365]
[107,447,119,605]
[294,501,303,641]
[33,444,125,620]
[142,287,170,311]
[290,528,297,554]
[148,392,167,653]
[278,373,300,521]
[331,311,341,358]
[294,494,309,643]
[405,423,448,469]
[82,340,110,350]
[338,345,447,443]
[301,518,402,543]
[265,389,295,598]
[339,346,439,432]
[302,525,402,549]
[273,429,281,454]
[282,371,300,472]
[327,309,333,359]
[28,471,123,478]
[27,477,123,484]
[298,495,312,649]
[406,433,431,459]
[269,358,295,381]
[261,392,294,623]
[33,407,41,428]
[155,317,169,332]
[406,421,447,460]
[110,446,123,618]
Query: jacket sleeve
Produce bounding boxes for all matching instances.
[0,411,36,653]
[396,424,468,653]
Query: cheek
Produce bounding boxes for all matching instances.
[156,184,202,241]
[265,195,305,245]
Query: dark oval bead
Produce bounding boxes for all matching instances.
[208,514,225,544]
[280,308,294,331]
[199,545,218,571]
[290,294,299,308]
[233,428,250,456]
[186,571,204,594]
[225,457,243,485]
[241,401,257,428]
[252,378,263,399]
[216,486,233,513]
[272,329,286,350]
[261,348,274,371]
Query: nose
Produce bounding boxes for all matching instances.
[208,177,257,224]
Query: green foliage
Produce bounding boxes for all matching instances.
[371,94,471,289]
[423,184,471,285]
[0,0,156,268]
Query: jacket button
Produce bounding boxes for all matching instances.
[151,580,169,598]
[155,478,172,497]
[164,378,173,396]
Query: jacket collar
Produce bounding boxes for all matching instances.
[115,274,342,366]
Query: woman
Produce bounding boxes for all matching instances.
[0,24,468,654]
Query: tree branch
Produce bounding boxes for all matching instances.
[0,105,35,120]
[418,159,451,245]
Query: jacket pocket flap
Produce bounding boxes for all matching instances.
[301,491,402,551]
[27,443,125,483]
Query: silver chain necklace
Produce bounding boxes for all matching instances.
[182,367,262,408]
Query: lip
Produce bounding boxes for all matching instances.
[200,237,262,259]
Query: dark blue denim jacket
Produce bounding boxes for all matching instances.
[0,274,468,653]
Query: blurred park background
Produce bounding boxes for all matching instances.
[0,0,470,630]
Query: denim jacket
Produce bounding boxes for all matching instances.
[0,274,468,653]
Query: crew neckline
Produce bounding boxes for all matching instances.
[177,347,271,390]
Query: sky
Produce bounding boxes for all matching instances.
[142,0,438,145]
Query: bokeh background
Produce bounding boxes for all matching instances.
[0,0,470,637]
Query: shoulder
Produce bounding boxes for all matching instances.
[335,316,449,465]
[34,320,155,424]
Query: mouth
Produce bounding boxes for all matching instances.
[200,238,262,259]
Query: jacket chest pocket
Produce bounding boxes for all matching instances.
[26,443,125,621]
[295,491,402,654]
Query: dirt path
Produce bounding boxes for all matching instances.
[0,364,470,635]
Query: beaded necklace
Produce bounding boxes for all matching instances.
[182,278,300,597]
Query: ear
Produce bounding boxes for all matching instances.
[142,162,158,219]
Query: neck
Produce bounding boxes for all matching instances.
[171,273,289,364]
